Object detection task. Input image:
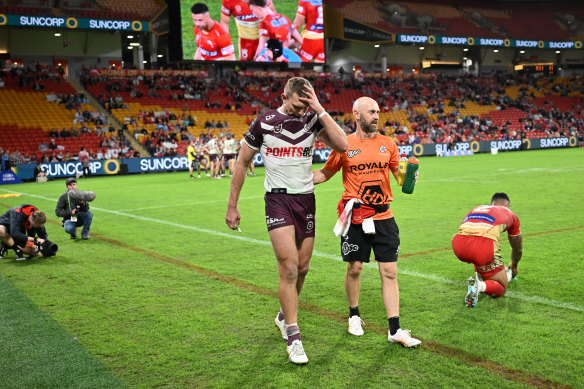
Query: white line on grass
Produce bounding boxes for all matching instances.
[2,188,583,313]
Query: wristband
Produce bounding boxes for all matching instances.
[318,111,328,119]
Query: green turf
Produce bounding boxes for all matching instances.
[0,148,583,388]
[181,0,300,61]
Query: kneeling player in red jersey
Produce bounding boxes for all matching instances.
[452,192,523,308]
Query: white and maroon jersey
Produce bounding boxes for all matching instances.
[205,138,220,155]
[297,0,324,38]
[243,108,323,194]
[223,138,236,154]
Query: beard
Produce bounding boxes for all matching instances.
[360,116,378,133]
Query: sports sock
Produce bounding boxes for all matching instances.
[388,316,400,336]
[286,324,301,346]
[484,280,506,297]
[349,306,360,318]
[277,309,285,322]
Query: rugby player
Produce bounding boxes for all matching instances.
[192,3,236,61]
[225,77,348,364]
[248,0,303,60]
[452,192,523,308]
[292,0,324,62]
[220,0,276,61]
[313,97,421,348]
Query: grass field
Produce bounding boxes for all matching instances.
[180,0,299,61]
[1,148,583,388]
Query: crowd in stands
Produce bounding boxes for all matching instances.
[2,65,584,170]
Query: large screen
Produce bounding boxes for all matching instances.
[180,0,325,63]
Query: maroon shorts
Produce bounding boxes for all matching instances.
[264,193,315,239]
[208,154,218,162]
[452,234,504,277]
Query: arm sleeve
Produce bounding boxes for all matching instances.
[242,119,263,151]
[9,212,29,246]
[55,194,71,218]
[35,226,48,240]
[507,214,521,236]
[323,149,342,173]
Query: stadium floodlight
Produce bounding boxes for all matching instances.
[54,32,61,37]
[157,54,163,58]
[374,44,380,48]
[127,46,133,50]
[494,49,499,53]
[520,50,525,54]
[419,47,424,50]
[556,51,561,54]
[130,42,140,46]
[127,35,134,39]
[463,48,469,52]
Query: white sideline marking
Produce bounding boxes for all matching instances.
[2,188,583,313]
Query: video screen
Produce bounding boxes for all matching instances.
[180,0,325,63]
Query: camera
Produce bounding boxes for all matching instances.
[36,240,59,257]
[76,201,89,213]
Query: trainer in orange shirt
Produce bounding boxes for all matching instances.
[452,192,523,308]
[192,3,236,61]
[313,97,421,348]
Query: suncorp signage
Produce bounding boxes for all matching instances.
[1,14,148,31]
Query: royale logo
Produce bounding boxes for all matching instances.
[349,161,389,172]
[347,149,361,158]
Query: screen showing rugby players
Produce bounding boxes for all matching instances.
[180,0,325,63]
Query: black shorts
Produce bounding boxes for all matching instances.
[264,193,315,239]
[341,217,400,263]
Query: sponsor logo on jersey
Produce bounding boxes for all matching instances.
[265,146,313,157]
[347,149,361,158]
[265,114,275,121]
[307,213,314,219]
[307,221,314,230]
[342,242,359,256]
[379,146,387,153]
[349,161,389,172]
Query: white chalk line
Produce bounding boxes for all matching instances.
[2,188,582,313]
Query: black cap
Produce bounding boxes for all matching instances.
[66,177,77,186]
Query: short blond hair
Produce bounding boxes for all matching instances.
[284,77,312,99]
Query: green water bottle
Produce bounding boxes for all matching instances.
[402,157,419,194]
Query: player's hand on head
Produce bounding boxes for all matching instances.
[299,84,324,114]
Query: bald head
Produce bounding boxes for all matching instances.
[353,97,380,134]
[352,96,377,113]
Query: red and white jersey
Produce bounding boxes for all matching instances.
[259,13,293,41]
[458,205,521,242]
[221,0,273,40]
[297,0,323,38]
[194,21,234,60]
[243,108,323,194]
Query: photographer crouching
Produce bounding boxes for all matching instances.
[0,204,58,261]
[55,177,95,240]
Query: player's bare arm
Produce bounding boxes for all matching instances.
[292,13,305,31]
[313,167,335,185]
[194,48,202,60]
[298,84,348,152]
[508,234,523,277]
[226,143,256,230]
[220,13,230,33]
